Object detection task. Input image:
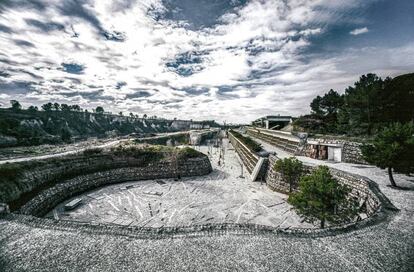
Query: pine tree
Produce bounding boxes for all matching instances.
[288,166,358,228]
[361,122,414,187]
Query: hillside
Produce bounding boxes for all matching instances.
[0,109,217,147]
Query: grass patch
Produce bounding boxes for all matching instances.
[83,148,103,156]
[178,147,204,159]
[0,163,22,181]
[229,130,262,152]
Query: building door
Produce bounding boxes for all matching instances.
[328,147,342,162]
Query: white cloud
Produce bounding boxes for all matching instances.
[350,27,369,35]
[0,0,411,123]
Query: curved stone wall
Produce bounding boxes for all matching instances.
[0,147,396,238]
[0,147,212,211]
[265,154,384,218]
[19,157,211,217]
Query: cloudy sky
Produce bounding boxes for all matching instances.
[0,0,413,123]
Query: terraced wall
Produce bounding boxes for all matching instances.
[246,127,300,154]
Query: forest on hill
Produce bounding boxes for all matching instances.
[0,103,218,147]
[294,73,414,136]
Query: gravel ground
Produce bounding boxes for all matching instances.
[0,138,413,271]
[47,143,310,229]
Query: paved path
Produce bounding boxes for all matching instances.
[0,139,126,165]
[0,130,199,165]
[0,139,413,271]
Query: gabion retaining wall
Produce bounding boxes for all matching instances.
[265,154,381,216]
[228,132,268,181]
[304,138,367,164]
[246,128,300,154]
[19,157,212,217]
[228,132,260,175]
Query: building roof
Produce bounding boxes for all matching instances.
[253,115,293,122]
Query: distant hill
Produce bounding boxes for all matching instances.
[0,109,218,147]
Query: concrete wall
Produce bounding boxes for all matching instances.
[19,156,211,217]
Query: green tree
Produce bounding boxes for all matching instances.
[10,100,21,111]
[60,104,70,112]
[95,106,104,114]
[361,122,414,187]
[53,102,60,111]
[338,74,387,135]
[311,89,343,116]
[27,105,38,113]
[41,102,53,111]
[379,73,414,123]
[288,166,358,228]
[61,129,71,142]
[273,157,304,193]
[70,105,81,112]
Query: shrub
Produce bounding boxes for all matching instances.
[178,147,203,159]
[83,148,103,156]
[288,166,358,228]
[273,157,304,192]
[0,163,22,181]
[111,144,165,164]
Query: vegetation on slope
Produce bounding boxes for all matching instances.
[0,102,220,147]
[273,157,304,193]
[294,73,414,136]
[229,130,263,152]
[288,166,359,228]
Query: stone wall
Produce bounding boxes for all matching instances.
[266,154,297,193]
[265,155,380,217]
[246,128,300,154]
[19,156,211,217]
[228,132,259,175]
[228,131,268,181]
[305,137,367,164]
[135,132,190,145]
[2,147,212,210]
[247,126,367,164]
[3,153,160,206]
[342,141,367,164]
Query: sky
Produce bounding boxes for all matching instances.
[0,0,413,123]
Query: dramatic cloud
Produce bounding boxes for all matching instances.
[0,0,413,123]
[350,27,369,36]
